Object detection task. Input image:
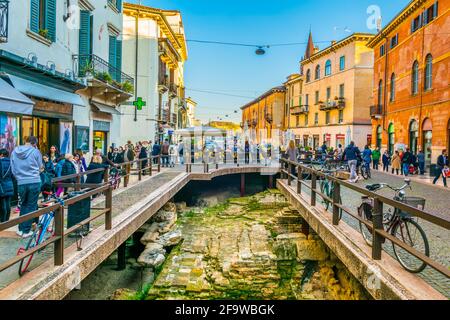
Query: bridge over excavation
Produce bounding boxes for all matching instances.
[0,160,448,300]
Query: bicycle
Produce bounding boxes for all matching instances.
[360,161,371,180]
[109,167,122,190]
[319,169,343,220]
[358,179,429,273]
[16,197,64,276]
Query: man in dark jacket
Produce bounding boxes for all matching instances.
[0,149,14,223]
[402,148,413,176]
[161,139,170,167]
[152,141,161,164]
[343,141,361,183]
[433,150,449,187]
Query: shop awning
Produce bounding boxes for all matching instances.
[4,74,84,106]
[91,101,121,115]
[0,78,34,115]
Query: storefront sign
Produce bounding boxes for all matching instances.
[93,120,110,132]
[336,134,345,139]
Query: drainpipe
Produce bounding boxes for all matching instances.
[134,9,139,122]
[418,6,426,154]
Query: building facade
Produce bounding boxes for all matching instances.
[241,86,286,144]
[185,97,197,127]
[298,32,374,150]
[368,0,449,169]
[122,3,188,145]
[284,73,303,144]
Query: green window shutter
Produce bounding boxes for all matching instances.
[109,35,117,80]
[78,11,91,76]
[117,0,122,12]
[30,0,40,33]
[45,0,57,42]
[116,40,122,82]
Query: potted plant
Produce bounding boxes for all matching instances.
[96,72,113,84]
[121,81,134,93]
[38,29,49,40]
[81,62,94,79]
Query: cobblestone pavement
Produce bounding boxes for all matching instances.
[0,171,181,290]
[294,170,450,298]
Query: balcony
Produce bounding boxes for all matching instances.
[158,74,169,93]
[74,54,134,102]
[265,113,273,123]
[370,105,383,118]
[169,83,178,98]
[0,0,9,43]
[319,98,345,111]
[291,105,309,115]
[252,119,257,127]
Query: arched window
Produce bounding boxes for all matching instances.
[315,65,320,80]
[388,123,395,155]
[409,119,419,154]
[376,125,382,148]
[306,69,311,83]
[325,60,332,76]
[378,80,383,107]
[412,60,419,94]
[424,54,433,90]
[390,73,396,102]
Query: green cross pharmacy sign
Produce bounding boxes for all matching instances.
[133,97,146,110]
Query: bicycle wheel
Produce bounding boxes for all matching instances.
[17,229,41,276]
[392,219,429,273]
[320,180,330,209]
[361,166,369,180]
[358,202,374,246]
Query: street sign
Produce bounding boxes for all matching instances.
[133,97,146,110]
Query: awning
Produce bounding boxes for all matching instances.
[0,78,34,115]
[4,74,84,106]
[91,101,121,115]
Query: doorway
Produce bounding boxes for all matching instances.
[409,120,418,154]
[388,123,395,155]
[93,131,108,155]
[422,118,432,170]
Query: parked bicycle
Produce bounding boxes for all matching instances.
[358,179,429,273]
[319,169,343,220]
[360,161,371,180]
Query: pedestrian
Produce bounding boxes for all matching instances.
[334,144,343,161]
[48,145,60,165]
[0,149,14,223]
[399,149,404,175]
[362,145,372,177]
[61,153,77,195]
[382,150,391,172]
[11,136,43,238]
[178,140,184,165]
[343,141,361,183]
[107,146,114,161]
[244,141,250,164]
[124,141,135,163]
[139,143,148,175]
[41,154,55,201]
[75,149,88,174]
[152,140,161,164]
[256,144,261,164]
[286,140,298,175]
[161,139,170,167]
[402,147,412,177]
[417,149,425,175]
[432,149,449,187]
[391,151,401,175]
[372,147,381,170]
[94,148,116,167]
[86,155,109,198]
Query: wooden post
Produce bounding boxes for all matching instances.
[75,175,81,191]
[268,175,274,189]
[372,198,383,260]
[157,156,161,172]
[103,167,109,184]
[117,242,126,271]
[149,158,153,176]
[54,205,64,266]
[332,182,341,225]
[240,173,245,197]
[311,172,317,206]
[138,160,142,181]
[105,186,113,230]
[297,165,302,194]
[288,163,292,186]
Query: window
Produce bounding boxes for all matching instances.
[296,116,300,127]
[380,44,386,57]
[30,0,56,42]
[325,60,332,76]
[305,94,309,106]
[390,34,398,48]
[315,65,321,80]
[424,54,433,90]
[378,80,383,107]
[78,11,93,75]
[315,91,319,104]
[412,61,419,95]
[390,73,395,102]
[339,84,345,98]
[325,111,330,124]
[314,113,319,125]
[109,34,122,81]
[411,15,422,33]
[338,110,344,123]
[424,2,438,25]
[108,0,123,12]
[306,69,311,82]
[339,56,345,71]
[326,87,331,101]
[304,115,308,126]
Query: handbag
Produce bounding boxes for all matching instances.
[442,167,450,178]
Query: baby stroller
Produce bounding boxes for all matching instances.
[109,167,122,190]
[408,164,419,175]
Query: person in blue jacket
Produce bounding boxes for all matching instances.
[362,145,372,176]
[0,149,14,223]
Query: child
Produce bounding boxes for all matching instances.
[169,145,176,167]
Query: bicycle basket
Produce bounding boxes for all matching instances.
[400,197,426,210]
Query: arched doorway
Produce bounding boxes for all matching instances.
[409,120,418,154]
[388,123,395,155]
[376,125,382,148]
[422,118,432,170]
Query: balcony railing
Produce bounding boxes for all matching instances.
[370,105,383,117]
[319,98,345,111]
[159,74,169,92]
[252,119,257,127]
[74,54,134,93]
[265,113,273,123]
[291,105,309,115]
[0,0,9,43]
[169,83,178,98]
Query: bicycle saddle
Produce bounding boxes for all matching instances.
[366,184,381,191]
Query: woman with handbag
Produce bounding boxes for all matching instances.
[0,149,14,223]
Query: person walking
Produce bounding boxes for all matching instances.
[433,150,449,187]
[391,151,401,175]
[372,147,381,170]
[86,155,109,198]
[286,140,298,176]
[362,145,372,178]
[382,150,391,172]
[11,136,43,238]
[402,147,413,176]
[343,141,361,183]
[0,149,14,223]
[178,140,185,165]
[152,140,161,164]
[139,143,148,175]
[161,139,170,167]
[417,149,425,175]
[244,141,250,164]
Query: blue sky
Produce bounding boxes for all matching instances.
[136,0,410,123]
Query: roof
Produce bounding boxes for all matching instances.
[240,86,286,110]
[367,0,427,48]
[305,31,315,59]
[300,33,375,65]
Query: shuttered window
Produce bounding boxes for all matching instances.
[116,40,122,82]
[30,0,56,42]
[109,35,117,80]
[78,10,92,76]
[44,0,56,42]
[30,0,40,33]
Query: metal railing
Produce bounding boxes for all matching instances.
[279,158,450,278]
[73,54,134,90]
[0,0,8,43]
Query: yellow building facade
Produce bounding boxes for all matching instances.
[284,74,303,144]
[298,33,375,150]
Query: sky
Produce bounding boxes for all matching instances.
[135,0,411,123]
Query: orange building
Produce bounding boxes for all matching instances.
[368,0,450,169]
[241,87,286,143]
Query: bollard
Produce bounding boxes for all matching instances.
[54,205,64,266]
[311,172,317,206]
[332,182,341,225]
[371,198,383,260]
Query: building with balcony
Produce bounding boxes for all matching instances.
[185,97,197,127]
[122,3,188,144]
[241,86,286,144]
[368,0,449,169]
[298,32,374,150]
[284,73,303,144]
